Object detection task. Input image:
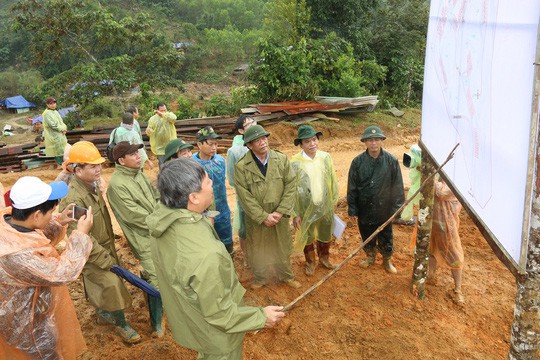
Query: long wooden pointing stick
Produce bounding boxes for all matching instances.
[281,143,460,313]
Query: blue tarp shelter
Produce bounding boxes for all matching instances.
[0,95,36,111]
[32,106,77,124]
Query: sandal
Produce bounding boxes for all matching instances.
[116,324,142,344]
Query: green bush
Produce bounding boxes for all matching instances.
[0,68,44,102]
[202,94,236,116]
[176,95,200,119]
[79,98,117,118]
[62,111,82,131]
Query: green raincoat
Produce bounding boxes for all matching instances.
[110,124,149,165]
[147,204,266,357]
[107,165,160,287]
[401,144,422,221]
[146,112,177,155]
[59,175,132,311]
[291,150,338,250]
[234,150,296,283]
[42,109,67,157]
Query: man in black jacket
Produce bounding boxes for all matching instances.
[347,126,404,273]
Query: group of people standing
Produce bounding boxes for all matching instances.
[0,99,465,359]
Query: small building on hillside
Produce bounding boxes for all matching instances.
[0,95,36,114]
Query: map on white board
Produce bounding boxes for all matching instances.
[421,0,540,270]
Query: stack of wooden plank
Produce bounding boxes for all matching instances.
[0,143,41,173]
[244,95,378,125]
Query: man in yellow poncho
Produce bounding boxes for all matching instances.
[291,125,339,276]
[42,97,68,166]
[146,102,177,164]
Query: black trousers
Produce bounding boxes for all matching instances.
[358,222,394,257]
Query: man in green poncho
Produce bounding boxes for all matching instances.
[347,126,404,274]
[291,125,339,276]
[107,142,164,337]
[59,140,140,343]
[109,113,151,168]
[147,158,285,359]
[146,102,177,164]
[42,97,67,166]
[234,125,301,290]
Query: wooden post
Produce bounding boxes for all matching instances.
[410,151,436,299]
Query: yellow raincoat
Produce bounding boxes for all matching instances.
[146,112,177,155]
[0,207,92,359]
[42,109,68,157]
[291,150,338,250]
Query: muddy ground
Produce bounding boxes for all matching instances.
[1,117,517,359]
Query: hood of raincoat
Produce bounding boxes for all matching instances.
[403,144,421,169]
[147,202,204,238]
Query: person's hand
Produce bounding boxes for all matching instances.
[154,110,164,117]
[145,128,153,136]
[57,203,76,225]
[76,206,93,234]
[263,306,285,328]
[271,212,283,222]
[263,213,278,227]
[62,130,67,134]
[293,216,302,230]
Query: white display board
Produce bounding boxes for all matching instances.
[421,0,540,273]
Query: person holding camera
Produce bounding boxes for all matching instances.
[0,176,93,359]
[59,141,141,344]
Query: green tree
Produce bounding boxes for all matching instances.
[262,0,311,45]
[10,0,183,105]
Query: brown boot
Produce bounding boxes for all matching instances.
[317,241,336,269]
[383,256,397,274]
[303,244,316,276]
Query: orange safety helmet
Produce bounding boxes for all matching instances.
[68,141,105,164]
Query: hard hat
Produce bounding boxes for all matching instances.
[68,141,105,164]
[361,126,386,142]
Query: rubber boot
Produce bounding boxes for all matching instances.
[148,294,165,338]
[303,244,316,276]
[383,256,398,274]
[112,310,141,344]
[317,241,336,269]
[359,251,376,268]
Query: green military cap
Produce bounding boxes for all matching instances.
[164,138,194,161]
[243,124,270,144]
[294,125,322,146]
[361,125,386,142]
[196,126,222,143]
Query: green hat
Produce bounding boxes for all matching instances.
[361,126,386,142]
[243,124,270,144]
[196,126,222,143]
[294,125,322,146]
[164,138,194,161]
